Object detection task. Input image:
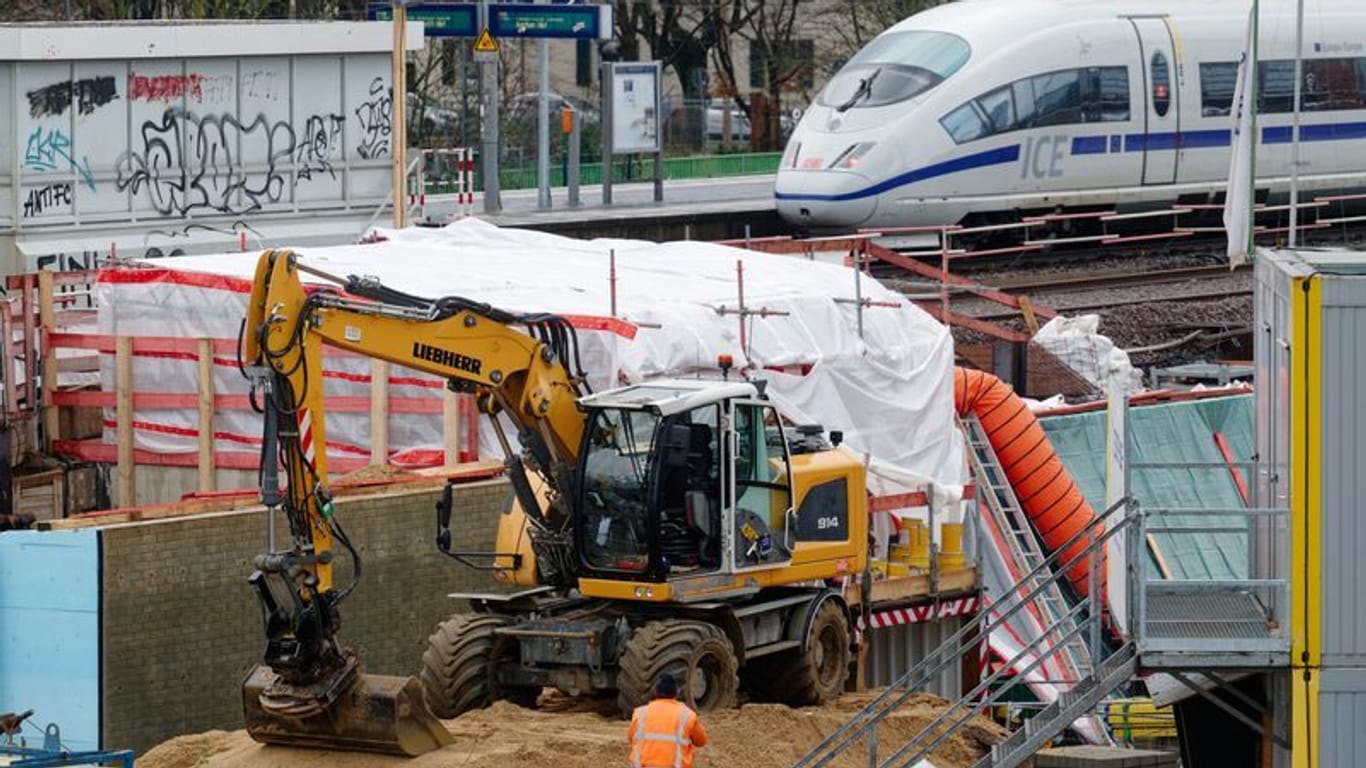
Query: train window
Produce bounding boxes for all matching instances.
[1097,67,1131,121]
[1254,57,1366,113]
[1032,70,1082,127]
[1200,62,1238,117]
[1012,80,1038,129]
[940,102,991,143]
[1151,52,1171,117]
[977,86,1015,133]
[818,30,970,109]
[1258,60,1296,113]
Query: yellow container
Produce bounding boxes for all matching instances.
[886,561,911,578]
[908,521,930,571]
[940,522,965,570]
[888,543,913,563]
[870,559,888,579]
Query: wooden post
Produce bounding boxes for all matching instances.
[460,393,479,462]
[1,299,16,418]
[197,338,215,492]
[116,336,134,507]
[442,388,459,467]
[38,271,59,450]
[369,359,389,465]
[1018,295,1040,337]
[22,275,35,412]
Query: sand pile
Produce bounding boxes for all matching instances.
[137,691,1006,768]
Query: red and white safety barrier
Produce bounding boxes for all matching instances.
[859,594,981,630]
[415,147,476,221]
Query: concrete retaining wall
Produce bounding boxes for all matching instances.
[97,478,508,753]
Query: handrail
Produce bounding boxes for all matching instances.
[794,496,1130,768]
[884,600,1094,768]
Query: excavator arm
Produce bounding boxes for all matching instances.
[238,249,589,755]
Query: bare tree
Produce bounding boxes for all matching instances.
[710,0,812,151]
[821,0,947,53]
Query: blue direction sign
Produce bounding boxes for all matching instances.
[367,3,478,38]
[489,3,612,39]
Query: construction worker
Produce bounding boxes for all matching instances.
[628,673,709,768]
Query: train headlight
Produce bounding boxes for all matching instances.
[829,142,876,170]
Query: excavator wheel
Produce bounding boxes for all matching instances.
[420,613,537,718]
[616,619,738,716]
[742,601,850,706]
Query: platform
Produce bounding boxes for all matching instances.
[1139,588,1289,668]
[419,175,782,240]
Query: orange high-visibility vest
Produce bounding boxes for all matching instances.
[628,698,708,768]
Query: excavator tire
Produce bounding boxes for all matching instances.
[420,613,537,718]
[742,601,850,706]
[616,619,738,716]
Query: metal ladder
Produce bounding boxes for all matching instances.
[794,498,1132,768]
[962,414,1093,679]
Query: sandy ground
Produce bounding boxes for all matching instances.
[137,691,1006,768]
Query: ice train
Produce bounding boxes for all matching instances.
[775,0,1366,232]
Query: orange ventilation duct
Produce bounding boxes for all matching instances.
[954,367,1106,600]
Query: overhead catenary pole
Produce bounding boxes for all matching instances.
[391,0,409,229]
[1288,0,1304,247]
[537,0,552,209]
[1247,0,1259,259]
[481,0,503,213]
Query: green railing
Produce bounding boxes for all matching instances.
[422,152,782,194]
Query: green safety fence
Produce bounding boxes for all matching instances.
[422,152,782,194]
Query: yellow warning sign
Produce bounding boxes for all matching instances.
[474,28,499,53]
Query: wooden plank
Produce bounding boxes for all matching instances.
[370,359,389,466]
[1018,295,1040,336]
[1147,533,1174,580]
[844,566,978,607]
[197,338,215,493]
[1,299,16,417]
[38,271,58,450]
[116,335,134,506]
[21,275,35,413]
[442,387,459,466]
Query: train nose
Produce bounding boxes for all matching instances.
[774,170,877,231]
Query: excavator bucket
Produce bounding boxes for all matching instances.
[243,664,452,757]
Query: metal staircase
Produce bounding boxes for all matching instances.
[970,643,1138,768]
[793,496,1132,768]
[963,414,1093,679]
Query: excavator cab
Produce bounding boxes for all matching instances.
[571,380,802,586]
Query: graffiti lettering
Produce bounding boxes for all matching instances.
[23,127,96,191]
[242,69,283,102]
[22,183,73,217]
[129,71,204,102]
[354,77,393,159]
[26,76,118,118]
[34,251,100,274]
[142,247,187,260]
[295,113,345,180]
[116,108,296,217]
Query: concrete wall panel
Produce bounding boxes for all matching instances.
[98,478,508,753]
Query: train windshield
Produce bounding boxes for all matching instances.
[819,30,970,110]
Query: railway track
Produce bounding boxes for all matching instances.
[993,263,1250,294]
[970,287,1252,321]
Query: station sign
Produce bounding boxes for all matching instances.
[367,3,479,38]
[369,2,611,40]
[489,3,613,40]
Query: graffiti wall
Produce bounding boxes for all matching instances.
[1,53,393,231]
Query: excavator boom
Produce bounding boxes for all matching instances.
[239,249,589,756]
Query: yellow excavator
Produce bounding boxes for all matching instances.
[239,248,870,755]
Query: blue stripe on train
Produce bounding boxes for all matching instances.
[774,144,1020,202]
[778,119,1366,203]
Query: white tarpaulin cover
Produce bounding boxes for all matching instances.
[95,218,964,488]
